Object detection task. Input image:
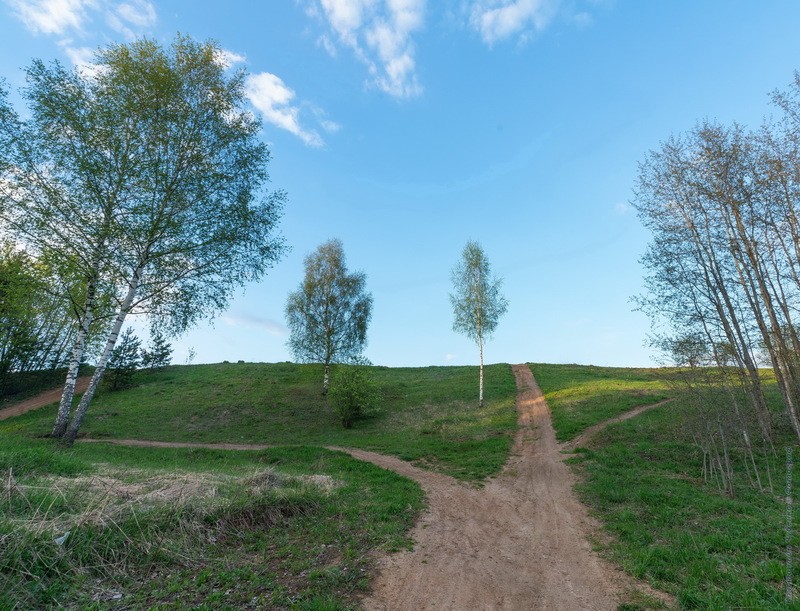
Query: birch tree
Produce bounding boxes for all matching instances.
[285,239,372,394]
[450,240,508,407]
[0,36,286,444]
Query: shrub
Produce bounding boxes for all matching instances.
[328,366,378,429]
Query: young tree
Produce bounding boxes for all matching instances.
[285,239,372,394]
[141,328,172,370]
[450,240,508,407]
[103,327,141,391]
[0,36,286,444]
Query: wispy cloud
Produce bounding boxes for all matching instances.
[221,313,288,337]
[468,0,559,45]
[306,0,425,98]
[613,202,632,215]
[106,0,156,39]
[245,72,325,148]
[5,0,96,35]
[5,0,157,69]
[214,48,247,69]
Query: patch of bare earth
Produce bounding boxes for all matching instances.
[340,364,671,610]
[0,377,91,421]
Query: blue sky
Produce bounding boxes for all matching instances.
[2,1,800,368]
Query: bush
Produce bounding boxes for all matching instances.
[328,366,378,429]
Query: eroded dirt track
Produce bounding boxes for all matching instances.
[346,365,642,610]
[0,377,90,421]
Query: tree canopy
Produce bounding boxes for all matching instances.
[285,239,372,393]
[450,240,508,407]
[0,35,286,443]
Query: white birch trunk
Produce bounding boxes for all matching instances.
[63,269,141,445]
[52,283,98,438]
[478,334,484,408]
[323,362,330,395]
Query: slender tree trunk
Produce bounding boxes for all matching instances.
[478,334,484,408]
[62,270,141,446]
[52,281,98,438]
[323,362,330,395]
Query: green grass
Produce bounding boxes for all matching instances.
[529,363,671,441]
[534,363,800,609]
[0,438,424,609]
[4,362,518,482]
[0,361,517,609]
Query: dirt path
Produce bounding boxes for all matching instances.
[32,366,671,609]
[343,364,661,610]
[0,377,91,422]
[561,397,674,452]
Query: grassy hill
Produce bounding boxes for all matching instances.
[0,362,517,609]
[2,361,797,608]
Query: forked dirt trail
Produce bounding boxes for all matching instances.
[347,365,651,610]
[6,368,669,608]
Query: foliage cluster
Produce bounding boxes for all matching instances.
[285,239,373,394]
[634,72,800,492]
[328,364,380,428]
[450,240,508,407]
[0,242,87,391]
[0,35,286,444]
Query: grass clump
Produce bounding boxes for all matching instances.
[0,441,423,609]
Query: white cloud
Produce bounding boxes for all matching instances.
[6,0,157,43]
[445,353,456,361]
[58,40,106,77]
[307,0,424,98]
[469,0,559,45]
[60,41,93,65]
[115,0,153,26]
[613,202,632,215]
[106,0,155,39]
[6,0,96,34]
[221,313,287,337]
[214,48,247,69]
[245,72,324,148]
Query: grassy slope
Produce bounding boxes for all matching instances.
[0,362,517,608]
[530,363,671,442]
[4,362,518,481]
[531,363,800,609]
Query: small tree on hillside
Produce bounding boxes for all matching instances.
[285,239,373,394]
[103,328,141,391]
[451,240,508,407]
[141,328,172,370]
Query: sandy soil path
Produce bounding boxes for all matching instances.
[561,397,674,452]
[7,366,671,608]
[343,364,649,610]
[0,377,91,422]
